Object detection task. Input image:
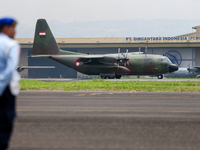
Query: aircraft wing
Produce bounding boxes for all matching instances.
[193,66,200,73]
[31,54,104,59]
[76,55,105,63]
[75,54,128,65]
[188,66,200,73]
[76,55,104,59]
[193,66,200,69]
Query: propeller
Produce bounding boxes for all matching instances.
[187,63,190,73]
[126,49,128,59]
[116,48,129,67]
[124,49,129,66]
[116,48,121,66]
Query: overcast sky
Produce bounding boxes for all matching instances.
[1,0,200,38]
[1,0,200,25]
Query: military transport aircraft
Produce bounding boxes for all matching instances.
[31,19,178,79]
[188,66,200,77]
[164,66,200,78]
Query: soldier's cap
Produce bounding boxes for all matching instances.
[0,17,17,27]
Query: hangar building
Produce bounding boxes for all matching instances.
[17,25,200,78]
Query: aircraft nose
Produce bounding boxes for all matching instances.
[169,64,178,73]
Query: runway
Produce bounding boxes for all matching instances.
[10,91,200,150]
[29,78,200,82]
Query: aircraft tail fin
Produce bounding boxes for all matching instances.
[32,19,60,55]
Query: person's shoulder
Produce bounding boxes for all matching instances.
[0,33,18,46]
[0,34,11,45]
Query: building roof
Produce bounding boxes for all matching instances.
[178,25,200,37]
[16,25,200,48]
[192,25,200,29]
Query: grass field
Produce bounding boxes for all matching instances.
[20,79,200,92]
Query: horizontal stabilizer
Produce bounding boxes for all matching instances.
[30,55,52,58]
[17,66,55,72]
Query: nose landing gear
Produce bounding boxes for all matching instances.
[157,74,163,79]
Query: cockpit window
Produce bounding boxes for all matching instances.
[165,57,172,63]
[160,57,172,63]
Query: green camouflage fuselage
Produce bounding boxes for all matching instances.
[50,51,171,76]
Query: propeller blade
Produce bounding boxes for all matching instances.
[117,48,120,66]
[126,49,128,58]
[187,63,190,73]
[118,48,120,54]
[124,49,129,66]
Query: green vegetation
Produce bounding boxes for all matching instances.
[20,79,200,92]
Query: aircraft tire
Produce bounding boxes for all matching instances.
[100,76,109,79]
[100,76,104,79]
[115,75,122,79]
[157,74,163,79]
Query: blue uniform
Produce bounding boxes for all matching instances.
[0,32,20,149]
[0,33,20,95]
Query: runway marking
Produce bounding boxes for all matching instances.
[89,93,102,96]
[76,94,86,96]
[170,111,200,113]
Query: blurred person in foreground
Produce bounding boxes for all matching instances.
[0,17,20,150]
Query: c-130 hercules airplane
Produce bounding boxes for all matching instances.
[31,19,178,79]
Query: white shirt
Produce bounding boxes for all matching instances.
[0,33,20,96]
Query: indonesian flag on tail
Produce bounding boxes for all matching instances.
[39,31,46,36]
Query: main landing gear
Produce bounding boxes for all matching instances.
[100,75,122,79]
[115,75,122,79]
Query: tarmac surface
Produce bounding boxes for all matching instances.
[29,78,200,82]
[10,91,200,150]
